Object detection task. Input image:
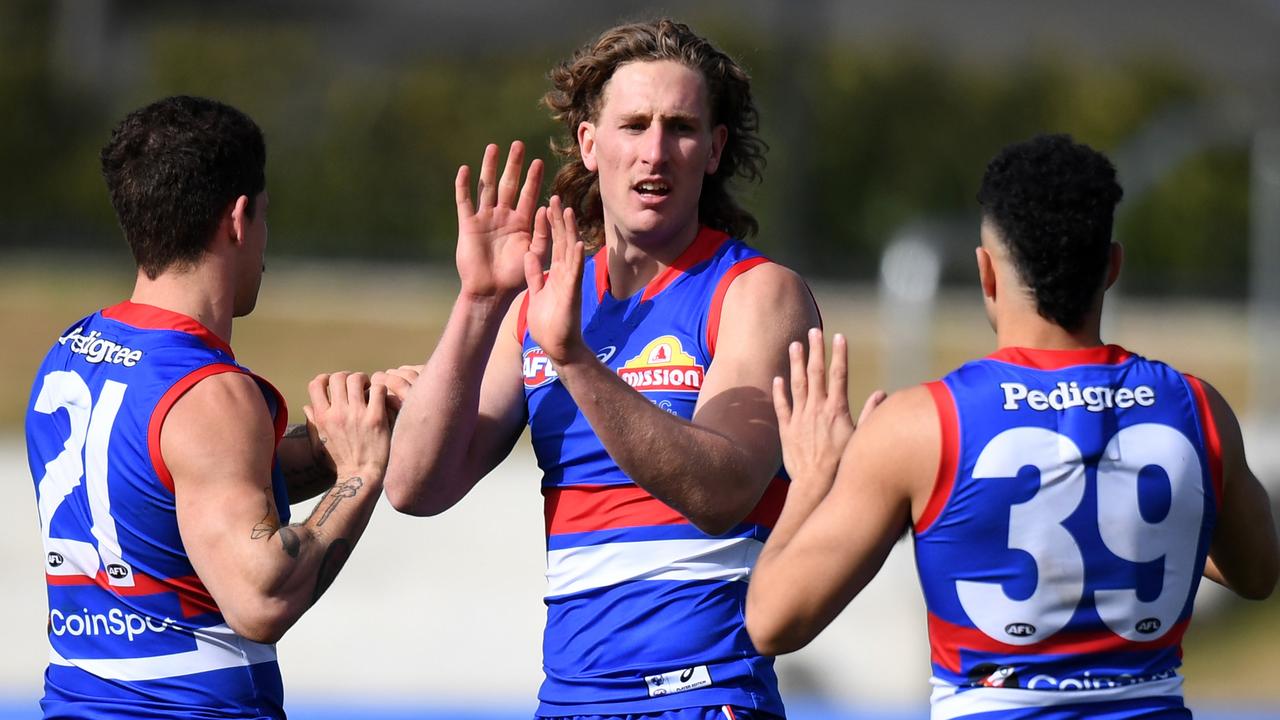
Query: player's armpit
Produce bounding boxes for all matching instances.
[1199,380,1279,600]
[746,385,935,656]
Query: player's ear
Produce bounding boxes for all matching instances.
[227,195,251,249]
[976,246,997,302]
[1104,242,1123,290]
[578,121,598,173]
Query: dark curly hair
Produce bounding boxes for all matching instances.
[977,134,1124,332]
[101,95,266,279]
[542,18,766,250]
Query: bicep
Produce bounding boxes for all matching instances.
[693,264,819,470]
[164,373,281,602]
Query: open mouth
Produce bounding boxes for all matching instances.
[633,180,671,197]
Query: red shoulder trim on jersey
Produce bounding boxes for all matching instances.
[926,611,1189,675]
[640,226,730,303]
[251,372,289,448]
[148,363,249,494]
[916,381,960,534]
[985,344,1131,370]
[705,256,772,358]
[47,570,219,618]
[102,301,234,359]
[1184,374,1224,504]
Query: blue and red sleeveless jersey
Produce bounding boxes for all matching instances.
[519,228,788,716]
[913,345,1222,719]
[25,301,290,720]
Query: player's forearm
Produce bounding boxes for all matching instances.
[228,468,385,643]
[277,427,336,503]
[555,349,767,535]
[384,293,513,514]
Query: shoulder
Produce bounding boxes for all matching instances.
[842,384,942,502]
[718,261,817,324]
[1184,374,1246,458]
[164,370,273,437]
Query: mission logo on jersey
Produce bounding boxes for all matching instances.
[617,335,705,392]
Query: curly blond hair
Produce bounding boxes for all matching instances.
[542,18,766,250]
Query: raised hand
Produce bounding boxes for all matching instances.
[523,195,586,366]
[455,141,546,299]
[772,329,885,487]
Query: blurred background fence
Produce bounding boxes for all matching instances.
[2,1,1278,718]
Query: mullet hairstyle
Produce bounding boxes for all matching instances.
[542,18,766,250]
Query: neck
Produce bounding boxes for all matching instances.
[994,307,1104,352]
[129,265,235,345]
[602,220,700,299]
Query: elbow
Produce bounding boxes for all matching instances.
[744,605,808,657]
[1237,567,1279,601]
[685,498,757,537]
[384,473,451,517]
[224,601,296,645]
[689,513,738,537]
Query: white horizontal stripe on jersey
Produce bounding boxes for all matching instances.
[929,675,1183,720]
[48,623,276,681]
[545,536,762,598]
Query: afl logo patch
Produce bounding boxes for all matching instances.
[523,345,617,388]
[1004,622,1036,638]
[47,552,64,568]
[618,335,705,393]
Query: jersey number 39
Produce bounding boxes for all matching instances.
[956,424,1203,644]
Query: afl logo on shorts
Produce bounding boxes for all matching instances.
[618,335,705,393]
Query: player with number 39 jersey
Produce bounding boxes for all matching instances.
[746,135,1278,720]
[917,345,1218,716]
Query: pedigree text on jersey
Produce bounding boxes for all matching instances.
[1001,381,1156,413]
[58,327,144,367]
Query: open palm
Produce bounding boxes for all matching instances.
[455,141,546,298]
[524,196,586,365]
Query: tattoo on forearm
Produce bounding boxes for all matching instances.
[278,526,302,558]
[316,477,363,527]
[251,488,279,539]
[311,538,352,604]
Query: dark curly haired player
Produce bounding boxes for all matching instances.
[747,134,1278,719]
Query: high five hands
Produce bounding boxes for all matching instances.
[454,142,545,300]
[773,329,886,490]
[524,196,587,367]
